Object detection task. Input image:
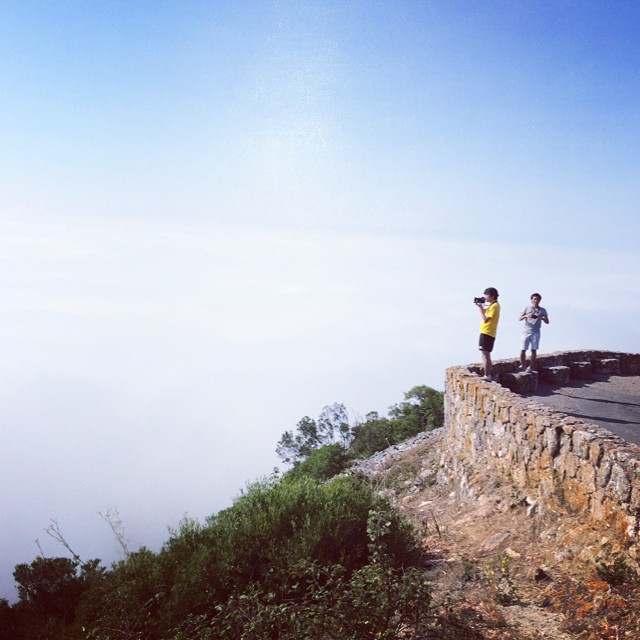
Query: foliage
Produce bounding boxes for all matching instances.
[42,474,423,640]
[1,383,441,639]
[177,473,420,602]
[485,554,518,605]
[170,508,432,640]
[349,412,396,459]
[276,403,350,465]
[10,556,104,640]
[284,442,350,481]
[0,599,18,640]
[278,385,444,477]
[76,547,164,640]
[13,557,81,620]
[387,385,445,437]
[595,554,636,586]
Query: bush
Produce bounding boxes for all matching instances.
[284,442,350,481]
[278,385,445,478]
[76,547,164,640]
[595,554,636,586]
[5,384,443,639]
[156,474,423,635]
[171,506,432,640]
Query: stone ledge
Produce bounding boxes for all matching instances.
[501,371,538,393]
[593,358,621,374]
[444,350,640,543]
[569,361,593,379]
[540,365,571,384]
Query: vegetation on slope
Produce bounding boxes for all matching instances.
[277,385,444,481]
[0,385,444,640]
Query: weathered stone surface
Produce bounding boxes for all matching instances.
[593,357,621,374]
[444,350,640,542]
[569,361,592,379]
[572,430,597,459]
[545,427,561,457]
[540,365,571,384]
[501,371,538,393]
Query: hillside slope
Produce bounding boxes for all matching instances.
[351,429,640,639]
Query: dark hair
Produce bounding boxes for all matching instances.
[483,287,499,298]
[531,292,542,300]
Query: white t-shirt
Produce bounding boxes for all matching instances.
[522,305,547,334]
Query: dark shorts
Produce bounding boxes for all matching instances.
[479,333,495,353]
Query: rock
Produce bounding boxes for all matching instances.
[479,531,510,553]
[533,567,552,582]
[540,366,571,384]
[593,357,621,374]
[569,361,593,379]
[501,371,538,393]
[536,595,552,608]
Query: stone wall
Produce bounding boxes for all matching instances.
[442,350,640,540]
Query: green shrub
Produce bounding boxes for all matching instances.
[285,442,350,481]
[170,507,432,640]
[155,474,422,634]
[77,547,164,640]
[595,554,635,586]
[349,414,396,459]
[277,386,445,479]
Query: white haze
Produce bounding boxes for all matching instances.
[1,215,639,600]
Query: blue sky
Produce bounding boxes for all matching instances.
[1,1,639,599]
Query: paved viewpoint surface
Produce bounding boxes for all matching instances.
[526,374,640,447]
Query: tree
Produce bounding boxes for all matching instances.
[276,388,445,478]
[349,412,396,459]
[0,599,18,640]
[276,403,350,465]
[11,555,95,639]
[318,403,351,447]
[13,556,82,621]
[387,385,444,438]
[285,443,350,481]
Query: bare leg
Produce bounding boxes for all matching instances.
[530,349,537,370]
[481,350,492,378]
[520,350,527,368]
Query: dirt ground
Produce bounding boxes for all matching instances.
[352,429,640,639]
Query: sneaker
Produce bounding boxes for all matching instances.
[526,367,532,373]
[484,375,493,382]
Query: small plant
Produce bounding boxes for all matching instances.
[596,554,635,586]
[460,555,483,583]
[486,554,518,605]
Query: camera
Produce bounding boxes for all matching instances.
[473,297,486,304]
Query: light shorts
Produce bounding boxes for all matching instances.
[521,332,540,351]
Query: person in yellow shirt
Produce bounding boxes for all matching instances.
[475,287,500,381]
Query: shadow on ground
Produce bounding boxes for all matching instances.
[523,374,640,446]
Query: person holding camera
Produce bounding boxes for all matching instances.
[475,287,500,382]
[519,292,549,372]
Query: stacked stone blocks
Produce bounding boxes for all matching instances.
[443,350,640,541]
[539,365,571,384]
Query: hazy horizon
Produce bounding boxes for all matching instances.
[2,1,639,600]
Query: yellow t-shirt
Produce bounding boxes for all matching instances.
[480,301,500,337]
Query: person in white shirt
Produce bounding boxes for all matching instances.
[519,292,549,372]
